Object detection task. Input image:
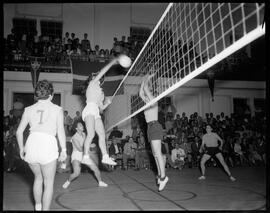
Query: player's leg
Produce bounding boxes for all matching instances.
[28,163,43,211]
[95,118,116,165]
[62,160,81,188]
[82,115,96,165]
[151,139,168,191]
[199,154,211,179]
[40,160,57,210]
[85,157,108,187]
[215,153,236,181]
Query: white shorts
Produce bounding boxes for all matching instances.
[71,150,83,162]
[24,132,59,165]
[82,102,101,121]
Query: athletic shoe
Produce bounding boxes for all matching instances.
[229,176,236,181]
[158,176,169,192]
[35,203,42,211]
[198,175,206,180]
[62,180,70,189]
[102,155,117,166]
[98,181,108,187]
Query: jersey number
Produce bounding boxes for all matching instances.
[37,110,44,124]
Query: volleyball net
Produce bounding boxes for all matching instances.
[106,3,265,132]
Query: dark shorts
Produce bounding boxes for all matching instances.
[147,121,164,142]
[204,147,221,157]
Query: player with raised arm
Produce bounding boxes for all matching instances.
[16,80,67,211]
[139,74,169,192]
[198,124,236,181]
[81,55,131,166]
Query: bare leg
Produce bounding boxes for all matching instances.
[151,140,165,178]
[68,160,81,182]
[28,163,43,209]
[94,118,108,156]
[200,154,211,176]
[215,153,233,177]
[84,115,95,156]
[40,160,57,210]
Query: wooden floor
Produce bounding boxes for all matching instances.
[3,166,267,211]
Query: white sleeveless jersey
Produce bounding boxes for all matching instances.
[25,99,62,136]
[86,80,104,104]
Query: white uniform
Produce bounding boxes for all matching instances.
[24,99,62,165]
[82,80,104,121]
[71,132,85,162]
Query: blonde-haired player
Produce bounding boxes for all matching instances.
[81,55,130,166]
[139,74,169,192]
[16,80,67,211]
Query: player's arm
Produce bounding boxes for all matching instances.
[99,97,112,111]
[143,74,155,101]
[16,109,29,158]
[92,57,118,83]
[139,76,148,103]
[216,133,223,149]
[57,108,67,160]
[199,137,205,153]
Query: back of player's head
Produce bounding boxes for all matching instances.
[35,80,54,100]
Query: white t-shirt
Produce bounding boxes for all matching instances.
[86,80,104,105]
[25,99,62,136]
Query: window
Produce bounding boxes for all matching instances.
[40,20,63,39]
[130,26,151,42]
[13,18,37,37]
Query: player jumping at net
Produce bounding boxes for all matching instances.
[198,124,236,181]
[81,57,122,166]
[16,80,67,211]
[62,122,108,189]
[139,74,169,192]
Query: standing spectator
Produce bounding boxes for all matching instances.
[8,109,17,126]
[64,110,73,136]
[62,32,70,50]
[81,33,91,53]
[122,137,137,170]
[13,98,24,119]
[70,33,77,50]
[165,115,174,135]
[171,143,186,170]
[134,132,149,170]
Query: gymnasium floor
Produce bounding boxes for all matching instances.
[3,166,267,211]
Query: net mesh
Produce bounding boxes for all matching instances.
[106,3,265,132]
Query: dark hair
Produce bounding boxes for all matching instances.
[34,80,54,100]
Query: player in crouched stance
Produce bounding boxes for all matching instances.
[198,124,236,181]
[62,122,108,189]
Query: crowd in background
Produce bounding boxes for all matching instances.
[4,28,144,67]
[4,101,266,174]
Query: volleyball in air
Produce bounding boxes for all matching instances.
[118,55,132,68]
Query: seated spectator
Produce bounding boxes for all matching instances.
[171,143,186,170]
[191,136,201,166]
[109,136,123,170]
[108,126,123,140]
[134,132,149,170]
[247,141,263,166]
[122,137,137,170]
[233,137,248,166]
[165,114,174,135]
[179,137,193,168]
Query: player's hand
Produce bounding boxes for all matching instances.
[104,97,112,105]
[199,149,203,153]
[19,148,25,160]
[58,151,67,162]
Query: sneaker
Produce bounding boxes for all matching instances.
[98,181,108,187]
[158,176,169,192]
[62,180,70,189]
[35,203,42,211]
[230,176,236,181]
[198,175,206,180]
[102,155,117,166]
[81,155,94,165]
